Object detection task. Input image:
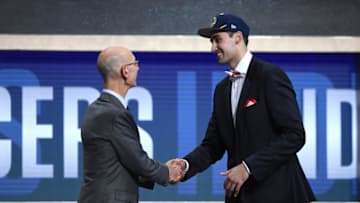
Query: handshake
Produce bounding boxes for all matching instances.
[164,160,250,197]
[166,158,187,184]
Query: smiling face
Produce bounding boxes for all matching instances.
[210,32,243,69]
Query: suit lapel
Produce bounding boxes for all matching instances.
[236,57,256,118]
[224,79,235,127]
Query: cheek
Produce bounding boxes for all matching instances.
[132,72,138,81]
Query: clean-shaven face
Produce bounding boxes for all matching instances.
[210,32,237,65]
[122,53,139,88]
[126,61,139,87]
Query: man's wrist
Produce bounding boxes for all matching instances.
[182,159,189,173]
[242,160,251,175]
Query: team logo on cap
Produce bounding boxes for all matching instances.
[211,17,217,27]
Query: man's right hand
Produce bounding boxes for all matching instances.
[166,159,187,184]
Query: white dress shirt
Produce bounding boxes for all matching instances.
[231,51,253,124]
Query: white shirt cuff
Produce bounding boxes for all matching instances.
[182,159,189,173]
[242,160,251,175]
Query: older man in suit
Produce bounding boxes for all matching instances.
[78,46,182,203]
[169,13,316,202]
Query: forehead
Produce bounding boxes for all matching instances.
[130,53,136,60]
[125,52,136,62]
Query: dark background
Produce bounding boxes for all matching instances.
[0,0,359,35]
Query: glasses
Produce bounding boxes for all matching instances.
[123,60,139,67]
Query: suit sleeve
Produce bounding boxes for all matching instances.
[244,67,305,181]
[183,86,226,180]
[110,112,169,186]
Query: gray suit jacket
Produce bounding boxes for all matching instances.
[78,92,169,203]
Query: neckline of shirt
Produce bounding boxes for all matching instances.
[233,51,253,75]
[102,89,127,109]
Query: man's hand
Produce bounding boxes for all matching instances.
[166,159,186,184]
[220,163,250,197]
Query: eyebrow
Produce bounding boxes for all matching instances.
[210,35,221,42]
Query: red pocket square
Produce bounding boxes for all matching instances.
[244,98,257,108]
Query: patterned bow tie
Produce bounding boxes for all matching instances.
[225,70,242,81]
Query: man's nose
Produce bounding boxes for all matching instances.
[211,43,217,52]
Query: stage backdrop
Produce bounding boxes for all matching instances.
[0,51,358,201]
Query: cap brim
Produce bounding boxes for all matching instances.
[197,27,222,38]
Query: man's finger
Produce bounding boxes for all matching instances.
[223,179,232,190]
[220,170,230,176]
[224,183,236,197]
[233,182,242,197]
[225,189,232,197]
[229,182,236,193]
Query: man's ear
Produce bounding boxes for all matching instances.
[234,31,243,44]
[120,66,128,78]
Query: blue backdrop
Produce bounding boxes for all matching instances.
[0,51,358,201]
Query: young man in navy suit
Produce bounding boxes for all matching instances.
[170,13,316,203]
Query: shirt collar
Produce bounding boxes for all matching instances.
[102,89,127,108]
[234,51,253,75]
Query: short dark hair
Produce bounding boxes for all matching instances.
[228,32,248,46]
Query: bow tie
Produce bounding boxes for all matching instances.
[225,70,243,81]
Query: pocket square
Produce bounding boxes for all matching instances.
[244,98,257,108]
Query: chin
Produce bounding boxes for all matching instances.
[216,57,227,64]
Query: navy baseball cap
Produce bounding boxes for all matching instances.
[198,13,250,38]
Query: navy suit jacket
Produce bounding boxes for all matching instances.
[78,92,169,203]
[183,57,315,202]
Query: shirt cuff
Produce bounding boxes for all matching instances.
[242,160,251,175]
[182,159,190,173]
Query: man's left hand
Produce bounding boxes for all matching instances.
[220,163,250,198]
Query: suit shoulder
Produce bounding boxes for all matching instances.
[252,57,281,72]
[83,99,124,126]
[215,76,229,89]
[251,57,289,79]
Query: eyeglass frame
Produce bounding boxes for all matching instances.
[123,60,139,68]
